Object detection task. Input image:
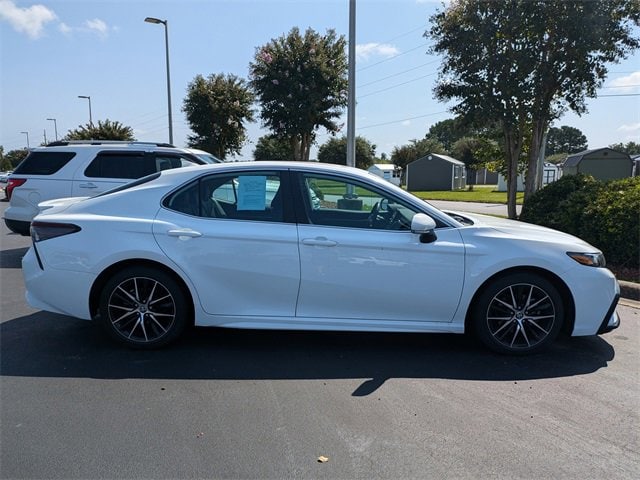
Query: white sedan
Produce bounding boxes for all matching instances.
[22,162,620,354]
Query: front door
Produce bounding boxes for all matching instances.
[295,172,465,324]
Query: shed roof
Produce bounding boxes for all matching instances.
[413,153,465,166]
[369,164,396,171]
[564,147,629,167]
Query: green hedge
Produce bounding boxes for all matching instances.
[520,174,639,269]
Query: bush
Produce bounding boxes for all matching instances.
[520,174,639,270]
[584,177,640,269]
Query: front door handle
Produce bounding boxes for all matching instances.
[302,237,337,247]
[78,182,97,189]
[168,228,202,239]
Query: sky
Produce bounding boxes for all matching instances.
[1,0,639,160]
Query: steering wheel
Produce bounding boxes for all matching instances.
[368,202,380,228]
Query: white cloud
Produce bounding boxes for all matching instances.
[608,71,640,92]
[0,0,57,39]
[618,123,640,133]
[58,22,71,35]
[401,120,411,126]
[84,18,108,36]
[356,43,400,61]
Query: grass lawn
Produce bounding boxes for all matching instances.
[410,185,524,204]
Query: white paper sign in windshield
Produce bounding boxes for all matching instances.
[237,176,267,210]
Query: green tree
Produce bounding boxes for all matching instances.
[183,73,255,160]
[253,134,294,160]
[546,126,588,155]
[4,149,29,169]
[428,0,640,218]
[0,146,10,171]
[64,119,135,141]
[317,136,376,170]
[425,118,471,151]
[249,27,348,161]
[451,136,486,171]
[608,141,640,154]
[545,153,569,165]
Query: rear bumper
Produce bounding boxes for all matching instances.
[597,293,620,334]
[4,218,30,235]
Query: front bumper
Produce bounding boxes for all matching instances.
[597,293,620,334]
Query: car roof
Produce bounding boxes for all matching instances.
[157,161,376,178]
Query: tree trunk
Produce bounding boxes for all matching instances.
[504,130,522,220]
[291,137,302,161]
[525,117,547,200]
[301,133,312,161]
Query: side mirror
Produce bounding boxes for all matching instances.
[411,213,437,243]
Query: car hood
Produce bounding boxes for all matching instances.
[444,210,598,251]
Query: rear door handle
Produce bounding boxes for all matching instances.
[302,237,337,247]
[168,228,202,239]
[78,182,97,189]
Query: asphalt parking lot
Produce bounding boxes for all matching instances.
[1,201,639,479]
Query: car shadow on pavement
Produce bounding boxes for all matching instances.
[1,312,615,396]
[0,247,28,269]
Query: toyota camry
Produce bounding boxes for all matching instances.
[22,162,620,354]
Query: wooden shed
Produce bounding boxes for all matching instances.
[563,148,633,181]
[406,153,466,191]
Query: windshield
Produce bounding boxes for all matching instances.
[195,153,222,164]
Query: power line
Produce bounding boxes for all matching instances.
[357,43,431,72]
[358,60,440,89]
[358,111,448,130]
[357,72,438,100]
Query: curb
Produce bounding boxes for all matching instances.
[620,280,640,301]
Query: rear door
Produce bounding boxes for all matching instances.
[153,169,301,319]
[71,150,153,196]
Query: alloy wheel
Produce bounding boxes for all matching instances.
[485,283,557,350]
[107,276,176,343]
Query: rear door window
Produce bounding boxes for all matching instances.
[12,151,76,175]
[84,152,152,179]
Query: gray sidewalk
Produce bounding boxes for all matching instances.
[429,199,522,216]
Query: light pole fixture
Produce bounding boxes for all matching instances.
[46,118,58,140]
[78,95,93,126]
[20,131,30,149]
[145,16,173,145]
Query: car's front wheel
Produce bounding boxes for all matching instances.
[472,272,564,355]
[98,266,188,348]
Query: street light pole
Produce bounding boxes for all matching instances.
[346,0,356,169]
[20,131,30,149]
[145,17,173,145]
[46,118,58,140]
[78,95,92,126]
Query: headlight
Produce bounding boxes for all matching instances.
[566,252,606,268]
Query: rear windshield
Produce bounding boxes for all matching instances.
[13,151,76,175]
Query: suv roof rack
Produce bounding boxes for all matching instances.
[46,140,176,148]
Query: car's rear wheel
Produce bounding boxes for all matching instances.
[98,266,188,348]
[472,272,564,355]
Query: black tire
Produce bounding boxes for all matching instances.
[472,272,564,355]
[98,266,188,349]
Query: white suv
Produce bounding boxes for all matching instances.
[4,141,221,235]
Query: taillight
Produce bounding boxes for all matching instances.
[5,178,26,200]
[30,221,81,242]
